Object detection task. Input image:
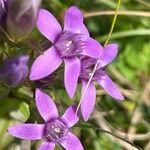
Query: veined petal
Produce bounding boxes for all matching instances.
[38,142,55,150]
[64,57,80,98]
[30,46,62,80]
[97,74,124,100]
[35,88,58,122]
[61,105,79,128]
[8,124,44,140]
[64,6,83,34]
[81,38,103,58]
[81,80,96,121]
[37,9,62,43]
[101,43,118,67]
[61,132,84,150]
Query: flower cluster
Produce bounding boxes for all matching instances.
[7,5,124,150]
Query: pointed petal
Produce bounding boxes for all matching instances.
[30,47,62,80]
[81,38,103,58]
[35,88,58,122]
[8,124,44,140]
[38,142,55,150]
[81,80,96,121]
[61,105,79,128]
[97,74,124,100]
[101,44,118,67]
[61,132,84,150]
[64,57,80,98]
[37,9,62,43]
[64,6,84,34]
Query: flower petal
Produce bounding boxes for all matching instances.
[38,142,55,150]
[97,74,124,100]
[80,24,90,40]
[37,9,62,43]
[81,80,96,121]
[35,88,58,122]
[8,124,44,140]
[101,43,118,67]
[64,6,83,34]
[81,38,103,58]
[61,105,79,128]
[30,46,62,80]
[61,132,84,150]
[64,57,80,98]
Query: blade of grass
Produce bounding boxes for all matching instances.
[84,10,150,18]
[97,29,150,42]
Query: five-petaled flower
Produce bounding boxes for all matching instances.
[30,6,102,98]
[8,89,84,150]
[79,44,124,121]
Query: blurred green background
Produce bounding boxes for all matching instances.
[0,0,150,149]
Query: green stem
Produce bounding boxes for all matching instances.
[104,0,122,46]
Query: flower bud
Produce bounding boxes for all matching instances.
[0,55,29,86]
[6,0,41,41]
[0,0,7,24]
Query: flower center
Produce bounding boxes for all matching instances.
[80,57,105,81]
[54,31,85,58]
[44,119,68,143]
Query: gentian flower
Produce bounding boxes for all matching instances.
[6,0,41,40]
[0,55,29,86]
[8,89,84,150]
[79,44,124,121]
[30,6,102,98]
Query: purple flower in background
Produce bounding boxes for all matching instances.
[8,89,83,150]
[79,44,124,121]
[30,6,102,98]
[0,55,29,86]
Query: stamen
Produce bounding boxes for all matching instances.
[65,40,72,47]
[54,127,61,133]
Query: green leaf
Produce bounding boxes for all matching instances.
[19,102,30,122]
[10,102,30,122]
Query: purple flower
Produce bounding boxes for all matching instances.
[30,6,102,98]
[79,44,124,121]
[8,89,84,150]
[0,55,29,86]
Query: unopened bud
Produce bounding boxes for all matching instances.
[0,0,7,24]
[0,55,29,86]
[6,0,41,41]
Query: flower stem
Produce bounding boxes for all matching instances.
[76,0,122,114]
